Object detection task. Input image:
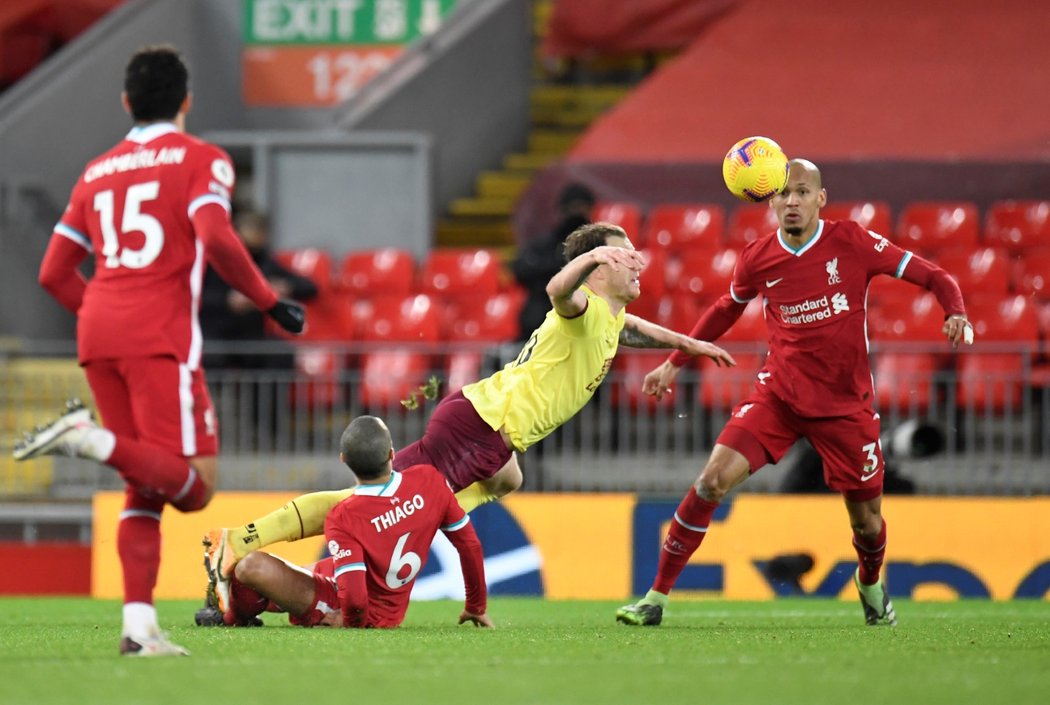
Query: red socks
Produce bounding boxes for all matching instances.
[224,575,269,626]
[652,490,720,594]
[107,437,207,511]
[118,490,165,604]
[853,518,888,585]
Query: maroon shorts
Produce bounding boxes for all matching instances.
[718,386,885,502]
[392,390,512,492]
[83,356,218,457]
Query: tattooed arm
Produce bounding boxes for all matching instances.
[621,314,735,366]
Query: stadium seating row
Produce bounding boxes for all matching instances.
[593,200,1050,255]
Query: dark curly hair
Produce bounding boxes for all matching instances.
[124,45,188,122]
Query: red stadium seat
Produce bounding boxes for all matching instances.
[591,201,642,239]
[273,248,333,291]
[955,295,1040,412]
[698,353,764,410]
[663,293,706,334]
[935,247,1012,299]
[896,201,980,256]
[868,293,949,413]
[359,349,433,410]
[290,345,344,409]
[727,203,778,249]
[356,294,441,410]
[442,292,521,342]
[720,298,767,343]
[638,247,669,300]
[358,294,441,343]
[673,248,738,303]
[695,299,767,407]
[419,248,502,301]
[821,201,893,236]
[872,351,941,413]
[340,248,415,297]
[984,200,1050,254]
[1013,248,1050,302]
[610,349,669,411]
[641,204,726,254]
[445,350,485,395]
[626,293,670,325]
[868,291,948,343]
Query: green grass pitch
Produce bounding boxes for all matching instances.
[0,597,1046,705]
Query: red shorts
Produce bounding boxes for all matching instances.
[289,557,340,627]
[83,356,218,458]
[718,386,885,502]
[392,390,512,492]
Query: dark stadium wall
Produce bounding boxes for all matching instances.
[516,0,1050,241]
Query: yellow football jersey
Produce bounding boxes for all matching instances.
[462,287,624,451]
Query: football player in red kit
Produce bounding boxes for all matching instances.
[617,159,973,627]
[12,45,306,656]
[221,416,491,630]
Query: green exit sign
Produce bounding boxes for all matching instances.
[244,0,458,45]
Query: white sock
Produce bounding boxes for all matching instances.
[122,602,158,640]
[81,427,116,463]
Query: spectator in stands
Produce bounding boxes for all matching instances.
[14,45,305,657]
[512,182,595,340]
[198,222,737,618]
[616,159,973,629]
[200,210,318,370]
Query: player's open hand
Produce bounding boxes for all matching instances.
[679,338,736,368]
[459,610,494,628]
[590,245,645,273]
[943,314,974,349]
[643,360,682,401]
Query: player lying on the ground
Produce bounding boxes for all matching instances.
[200,415,490,629]
[200,222,736,617]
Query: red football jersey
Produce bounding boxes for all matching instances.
[731,219,912,417]
[324,465,478,628]
[54,123,241,365]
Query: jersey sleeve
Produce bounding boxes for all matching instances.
[438,477,487,615]
[187,144,236,219]
[39,184,92,312]
[853,222,913,278]
[729,243,759,303]
[326,521,370,628]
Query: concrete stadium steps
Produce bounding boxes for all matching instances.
[435,218,515,247]
[434,2,648,248]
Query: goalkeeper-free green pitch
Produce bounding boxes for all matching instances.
[0,598,1046,705]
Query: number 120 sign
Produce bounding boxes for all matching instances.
[242,0,457,107]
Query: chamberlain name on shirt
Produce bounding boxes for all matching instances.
[84,147,187,183]
[370,494,426,532]
[778,292,850,325]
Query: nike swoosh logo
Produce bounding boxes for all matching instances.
[766,278,784,287]
[860,467,880,482]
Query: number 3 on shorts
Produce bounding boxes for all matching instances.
[860,440,881,481]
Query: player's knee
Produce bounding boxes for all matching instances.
[235,552,264,584]
[172,482,215,513]
[695,473,727,503]
[851,513,882,538]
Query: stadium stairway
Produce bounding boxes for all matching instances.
[434,0,652,251]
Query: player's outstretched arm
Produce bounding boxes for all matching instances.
[897,254,972,348]
[621,314,736,368]
[642,360,682,401]
[547,245,645,317]
[444,519,490,627]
